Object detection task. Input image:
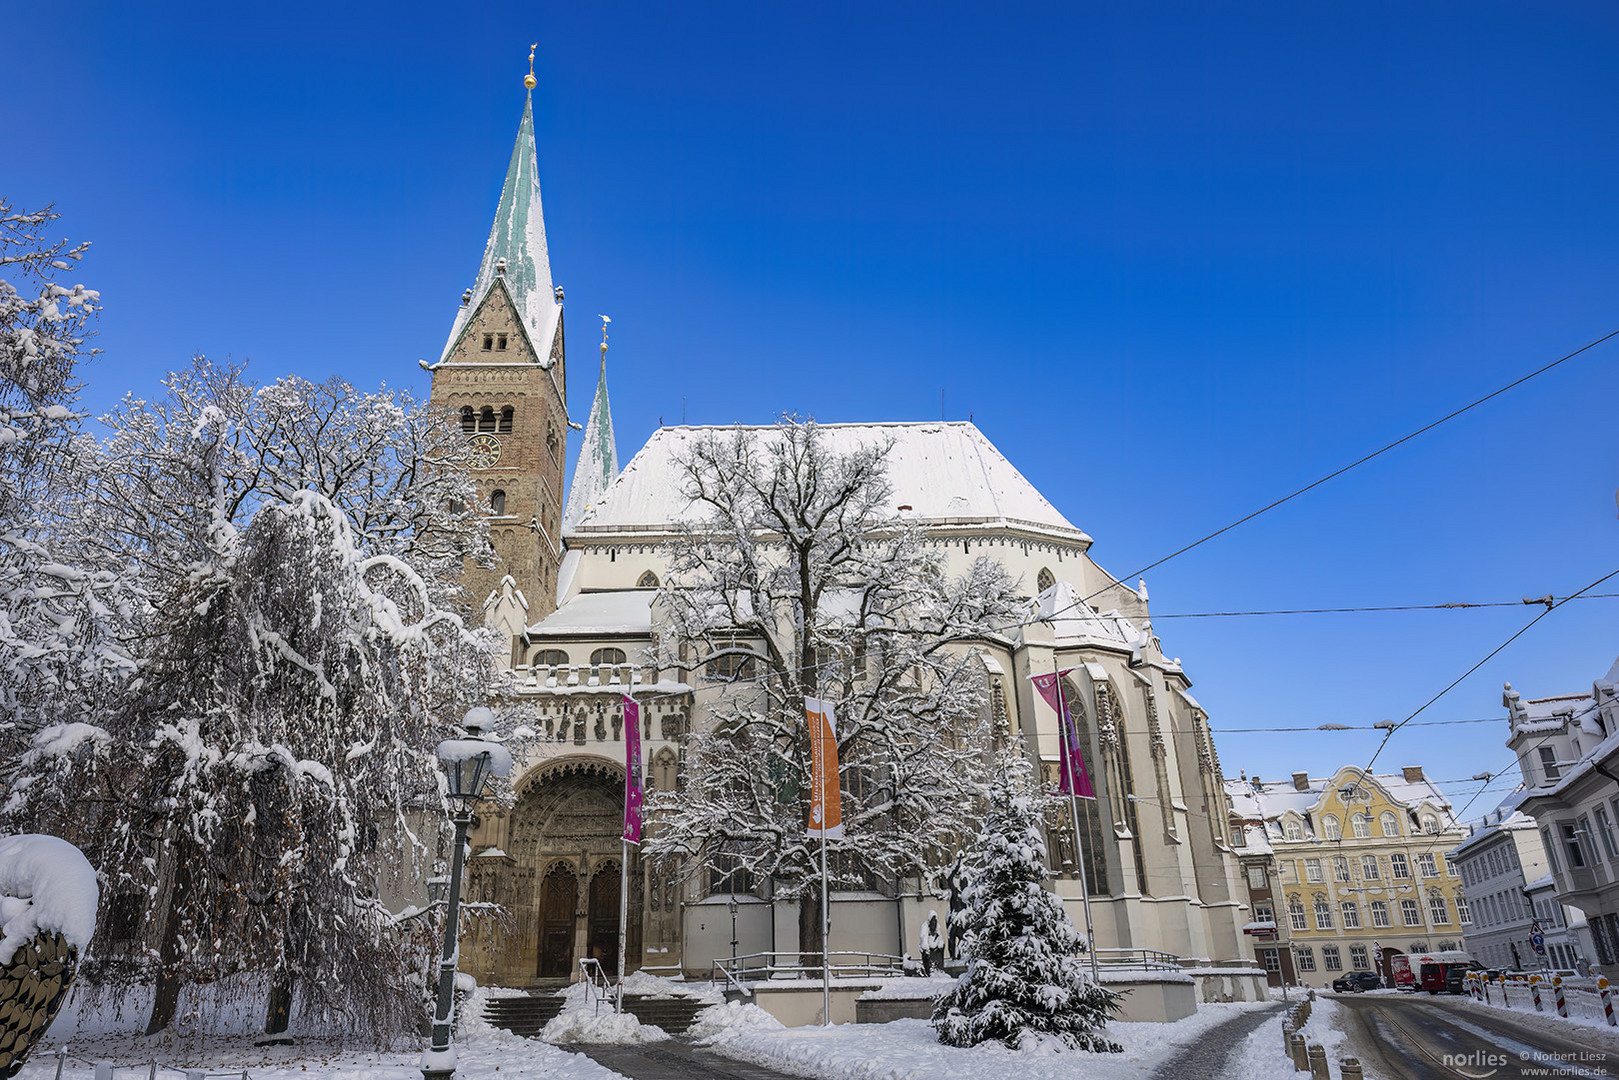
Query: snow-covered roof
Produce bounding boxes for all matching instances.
[1035,581,1146,648]
[568,422,1089,540]
[564,349,619,532]
[1223,767,1460,835]
[529,590,655,636]
[439,93,561,365]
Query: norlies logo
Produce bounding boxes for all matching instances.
[1442,1051,1508,1078]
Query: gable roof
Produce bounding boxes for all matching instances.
[568,421,1089,540]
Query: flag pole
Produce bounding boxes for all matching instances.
[821,802,831,1025]
[1052,659,1100,982]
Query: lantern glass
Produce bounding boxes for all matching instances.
[445,750,493,803]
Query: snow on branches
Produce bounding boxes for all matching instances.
[643,417,1024,951]
[932,755,1122,1052]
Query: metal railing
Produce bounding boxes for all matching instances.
[1093,947,1184,972]
[711,950,906,988]
[578,957,621,1014]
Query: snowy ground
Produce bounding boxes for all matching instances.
[1451,988,1619,1046]
[689,997,1283,1080]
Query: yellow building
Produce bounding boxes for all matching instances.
[1227,765,1471,988]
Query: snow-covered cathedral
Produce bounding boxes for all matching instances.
[429,77,1258,992]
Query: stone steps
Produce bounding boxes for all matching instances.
[619,993,711,1035]
[481,992,567,1037]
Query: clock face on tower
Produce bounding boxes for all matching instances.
[467,433,502,469]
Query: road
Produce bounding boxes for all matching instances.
[1334,993,1616,1080]
[569,1039,810,1080]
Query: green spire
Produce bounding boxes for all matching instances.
[564,319,619,531]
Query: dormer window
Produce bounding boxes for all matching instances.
[482,334,494,351]
[1540,746,1562,782]
[497,334,509,351]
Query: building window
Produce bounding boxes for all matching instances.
[478,406,497,432]
[1401,898,1422,926]
[1322,945,1342,971]
[496,333,508,351]
[637,570,660,588]
[1408,940,1429,953]
[1350,944,1370,969]
[706,642,757,682]
[1322,815,1341,840]
[1421,814,1440,834]
[708,853,754,895]
[460,405,476,432]
[1390,853,1411,880]
[1362,855,1381,880]
[498,406,514,433]
[533,649,569,668]
[1351,813,1370,839]
[1341,900,1361,928]
[591,647,628,666]
[1428,894,1451,926]
[1539,747,1561,782]
[1247,866,1267,890]
[1561,822,1589,869]
[1416,852,1438,877]
[1314,898,1334,930]
[1285,818,1304,841]
[482,333,494,351]
[1255,900,1274,921]
[1437,940,1457,952]
[1444,855,1457,877]
[490,489,506,515]
[1333,856,1351,883]
[1288,896,1308,932]
[1597,806,1619,859]
[1380,812,1401,837]
[1456,895,1471,924]
[1306,859,1323,883]
[1037,567,1055,592]
[1544,829,1560,873]
[1295,947,1316,972]
[1261,949,1281,973]
[1370,900,1390,927]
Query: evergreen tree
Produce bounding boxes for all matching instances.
[933,755,1123,1052]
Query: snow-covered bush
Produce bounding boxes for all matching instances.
[932,755,1122,1052]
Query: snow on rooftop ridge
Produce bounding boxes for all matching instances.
[440,93,560,364]
[0,834,100,964]
[570,421,1086,539]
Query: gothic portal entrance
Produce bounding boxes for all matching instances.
[589,862,621,975]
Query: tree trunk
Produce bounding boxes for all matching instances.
[799,887,822,969]
[262,976,294,1040]
[145,848,191,1036]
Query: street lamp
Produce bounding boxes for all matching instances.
[729,895,740,970]
[422,707,513,1080]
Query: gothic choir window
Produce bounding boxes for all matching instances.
[499,406,514,433]
[1059,677,1108,895]
[1097,682,1148,894]
[460,406,476,432]
[1037,567,1055,592]
[490,490,506,515]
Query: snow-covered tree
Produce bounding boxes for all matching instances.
[643,417,1024,957]
[0,201,134,739]
[2,359,498,1038]
[932,754,1122,1052]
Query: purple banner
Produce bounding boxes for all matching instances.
[623,694,645,842]
[1031,670,1097,800]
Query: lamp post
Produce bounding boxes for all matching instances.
[729,895,739,970]
[421,707,512,1080]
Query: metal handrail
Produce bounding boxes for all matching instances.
[711,949,907,988]
[578,957,621,1014]
[1093,947,1184,972]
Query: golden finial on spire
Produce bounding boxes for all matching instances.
[599,314,611,363]
[525,43,538,89]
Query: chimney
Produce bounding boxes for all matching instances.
[1292,771,1310,791]
[1402,766,1425,783]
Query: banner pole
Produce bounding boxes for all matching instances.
[1053,660,1100,982]
[617,834,629,1009]
[821,810,831,1025]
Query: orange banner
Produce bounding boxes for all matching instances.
[805,696,843,839]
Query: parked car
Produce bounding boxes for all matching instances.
[1332,971,1383,993]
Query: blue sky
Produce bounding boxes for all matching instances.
[6,1,1617,814]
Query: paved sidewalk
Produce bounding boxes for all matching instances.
[1150,1002,1285,1080]
[568,1039,808,1080]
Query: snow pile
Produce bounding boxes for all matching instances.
[620,968,722,1002]
[539,1007,669,1046]
[684,1000,784,1043]
[858,975,957,1001]
[0,835,99,963]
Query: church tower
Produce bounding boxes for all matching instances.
[430,51,567,622]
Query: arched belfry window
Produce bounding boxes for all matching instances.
[637,571,660,589]
[478,406,496,433]
[490,490,506,515]
[460,406,476,433]
[498,406,514,434]
[1037,567,1056,593]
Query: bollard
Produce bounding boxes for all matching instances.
[1531,975,1544,1012]
[1483,977,1492,1005]
[94,1063,114,1080]
[53,1048,66,1080]
[1500,977,1511,1009]
[1308,1043,1330,1080]
[1341,1058,1364,1080]
[1554,976,1568,1018]
[1291,1032,1309,1071]
[1283,1021,1294,1055]
[1600,976,1615,1026]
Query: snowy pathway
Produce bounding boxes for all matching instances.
[570,1040,807,1080]
[1149,1002,1284,1080]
